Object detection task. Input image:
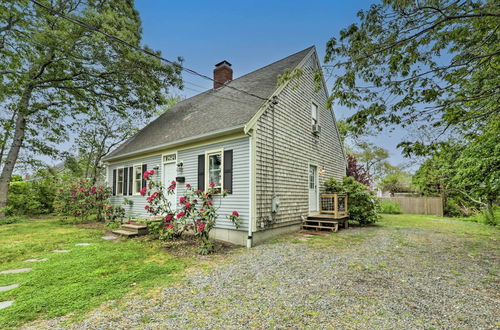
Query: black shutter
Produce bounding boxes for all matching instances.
[223,150,233,193]
[142,164,147,188]
[198,154,205,191]
[123,167,128,196]
[112,169,117,196]
[128,166,133,195]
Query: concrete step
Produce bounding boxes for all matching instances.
[121,223,148,235]
[112,230,138,238]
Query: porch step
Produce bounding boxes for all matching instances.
[111,229,138,238]
[122,224,148,234]
[302,224,339,232]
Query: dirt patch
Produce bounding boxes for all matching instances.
[160,235,239,258]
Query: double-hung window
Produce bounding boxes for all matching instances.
[117,168,124,195]
[206,151,223,192]
[133,164,142,195]
[311,103,318,125]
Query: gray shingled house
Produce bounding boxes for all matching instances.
[103,46,346,247]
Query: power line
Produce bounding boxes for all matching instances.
[29,0,269,103]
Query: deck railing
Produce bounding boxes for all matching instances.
[320,193,349,219]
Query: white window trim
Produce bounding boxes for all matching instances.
[132,163,143,196]
[311,101,319,126]
[205,148,224,192]
[116,167,124,196]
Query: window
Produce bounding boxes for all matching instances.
[206,151,223,191]
[117,168,124,195]
[133,164,142,195]
[311,103,318,125]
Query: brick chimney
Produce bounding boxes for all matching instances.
[213,60,232,89]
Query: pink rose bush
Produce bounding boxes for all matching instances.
[142,175,241,254]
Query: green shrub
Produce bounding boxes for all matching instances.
[379,201,402,214]
[324,176,380,225]
[0,215,29,225]
[480,205,499,226]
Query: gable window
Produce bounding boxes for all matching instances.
[206,150,223,192]
[117,168,124,195]
[311,103,318,125]
[133,164,143,195]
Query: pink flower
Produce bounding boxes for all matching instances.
[143,170,154,179]
[199,208,205,213]
[185,184,191,189]
[165,214,173,222]
[105,212,110,217]
[232,211,239,217]
[198,223,205,232]
[209,183,215,188]
[207,200,213,206]
[107,205,113,210]
[179,196,186,204]
[167,224,174,229]
[91,186,96,194]
[140,187,147,196]
[176,211,185,219]
[185,202,192,210]
[171,180,176,185]
[196,189,202,194]
[144,205,150,210]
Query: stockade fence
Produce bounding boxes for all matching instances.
[379,196,444,217]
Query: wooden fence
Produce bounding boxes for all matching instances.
[379,197,444,216]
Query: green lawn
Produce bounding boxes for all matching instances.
[0,217,186,328]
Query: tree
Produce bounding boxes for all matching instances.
[379,171,413,196]
[0,0,183,218]
[346,154,373,186]
[351,142,392,180]
[74,95,184,184]
[324,0,499,154]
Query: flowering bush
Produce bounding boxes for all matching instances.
[142,171,241,254]
[103,205,126,228]
[55,180,111,221]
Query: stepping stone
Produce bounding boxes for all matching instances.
[0,268,31,274]
[24,258,48,262]
[0,301,14,310]
[75,243,92,246]
[0,284,19,292]
[102,235,117,240]
[52,249,71,253]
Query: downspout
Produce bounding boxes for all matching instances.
[247,130,253,248]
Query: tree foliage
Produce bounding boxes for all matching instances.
[346,154,373,186]
[325,0,499,153]
[0,0,183,217]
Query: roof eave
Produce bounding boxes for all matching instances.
[103,125,246,163]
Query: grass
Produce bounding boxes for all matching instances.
[0,217,187,328]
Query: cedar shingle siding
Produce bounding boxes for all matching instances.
[254,52,346,230]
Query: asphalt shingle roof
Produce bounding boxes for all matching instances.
[104,46,313,161]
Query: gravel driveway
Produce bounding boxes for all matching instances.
[24,217,499,329]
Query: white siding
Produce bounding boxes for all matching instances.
[178,137,250,231]
[107,154,163,219]
[107,137,250,231]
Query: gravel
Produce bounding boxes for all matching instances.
[23,225,499,329]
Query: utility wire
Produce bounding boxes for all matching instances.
[29,0,269,102]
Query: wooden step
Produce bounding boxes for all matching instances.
[302,224,339,232]
[112,230,138,237]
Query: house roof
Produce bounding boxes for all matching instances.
[104,46,314,161]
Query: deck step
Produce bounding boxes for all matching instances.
[122,223,148,232]
[112,230,138,237]
[302,224,338,232]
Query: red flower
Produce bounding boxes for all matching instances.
[179,196,186,204]
[140,187,147,196]
[232,211,239,217]
[91,186,96,194]
[143,170,155,179]
[196,189,202,194]
[165,214,173,222]
[167,224,174,229]
[185,184,191,189]
[185,202,192,210]
[105,212,110,217]
[144,205,150,210]
[209,183,215,188]
[207,200,213,206]
[176,211,185,219]
[107,205,113,210]
[198,223,205,232]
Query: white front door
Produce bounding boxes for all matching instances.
[163,161,177,209]
[309,165,318,212]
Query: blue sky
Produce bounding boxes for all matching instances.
[134,0,413,168]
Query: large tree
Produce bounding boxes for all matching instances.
[0,0,183,217]
[324,0,499,153]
